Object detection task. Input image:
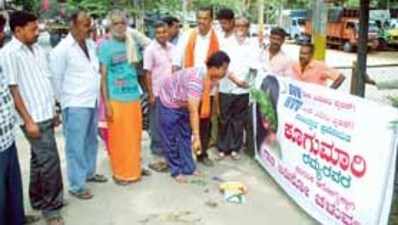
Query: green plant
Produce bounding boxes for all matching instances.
[250,88,277,132]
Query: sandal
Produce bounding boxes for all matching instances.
[148,161,169,173]
[142,168,152,176]
[112,176,131,186]
[87,174,108,183]
[46,216,64,225]
[68,190,93,200]
[216,152,226,161]
[24,214,41,224]
[231,152,241,160]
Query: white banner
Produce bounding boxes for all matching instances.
[252,75,398,225]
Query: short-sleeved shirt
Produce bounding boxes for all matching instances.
[98,39,141,101]
[0,64,16,152]
[143,40,174,96]
[289,60,340,86]
[159,68,206,109]
[0,38,55,123]
[259,47,293,76]
[220,36,260,94]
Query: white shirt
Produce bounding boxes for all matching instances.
[173,28,220,69]
[49,34,100,109]
[220,36,260,94]
[218,30,235,50]
[258,47,293,77]
[0,38,55,123]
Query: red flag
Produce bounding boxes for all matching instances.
[42,0,49,11]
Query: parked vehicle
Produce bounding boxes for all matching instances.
[385,26,398,46]
[279,9,307,41]
[301,8,379,52]
[391,18,398,29]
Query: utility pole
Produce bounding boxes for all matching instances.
[312,0,328,61]
[354,0,370,97]
[182,0,188,31]
[258,0,264,37]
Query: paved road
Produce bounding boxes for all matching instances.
[17,42,398,225]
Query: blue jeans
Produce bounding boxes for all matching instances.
[0,143,24,225]
[63,107,98,193]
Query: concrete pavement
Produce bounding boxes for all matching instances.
[17,129,319,225]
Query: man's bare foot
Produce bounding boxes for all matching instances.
[175,175,187,183]
[193,170,203,177]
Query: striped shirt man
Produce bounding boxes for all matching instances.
[159,67,207,109]
[0,37,55,123]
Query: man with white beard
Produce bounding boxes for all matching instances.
[217,16,259,160]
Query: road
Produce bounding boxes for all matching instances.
[18,41,398,225]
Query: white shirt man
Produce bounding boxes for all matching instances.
[219,36,259,95]
[49,33,100,109]
[48,11,107,197]
[216,24,260,159]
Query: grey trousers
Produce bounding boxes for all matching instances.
[22,119,64,218]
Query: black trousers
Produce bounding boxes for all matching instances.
[198,97,215,160]
[245,105,255,157]
[217,93,249,154]
[22,119,64,216]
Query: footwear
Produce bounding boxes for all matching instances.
[200,157,214,167]
[216,152,226,161]
[24,214,41,224]
[112,176,132,186]
[45,216,64,225]
[87,174,108,183]
[231,151,241,160]
[142,168,152,176]
[68,190,93,200]
[148,161,168,172]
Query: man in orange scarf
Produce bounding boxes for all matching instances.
[173,6,220,167]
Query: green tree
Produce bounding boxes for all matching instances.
[66,0,113,17]
[13,0,41,12]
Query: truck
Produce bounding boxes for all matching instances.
[369,9,390,49]
[301,8,379,52]
[384,19,398,47]
[279,9,308,41]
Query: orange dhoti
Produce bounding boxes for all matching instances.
[108,101,142,182]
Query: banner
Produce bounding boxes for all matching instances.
[252,75,398,225]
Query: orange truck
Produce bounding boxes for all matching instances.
[301,8,379,52]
